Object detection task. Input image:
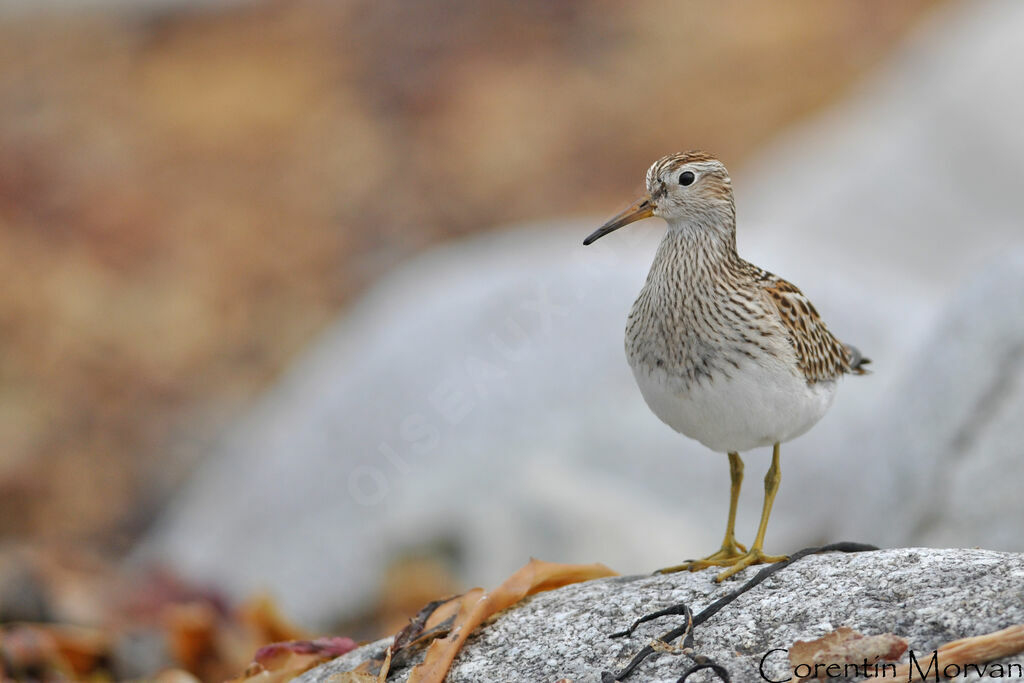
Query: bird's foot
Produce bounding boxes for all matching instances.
[712,548,788,582]
[655,540,749,575]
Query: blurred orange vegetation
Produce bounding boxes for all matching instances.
[0,0,937,674]
[221,559,616,682]
[0,545,315,680]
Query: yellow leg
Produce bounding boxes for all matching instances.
[722,452,747,554]
[657,452,748,574]
[714,443,788,581]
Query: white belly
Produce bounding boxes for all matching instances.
[630,356,837,453]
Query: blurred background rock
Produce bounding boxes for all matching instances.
[7,0,1010,664]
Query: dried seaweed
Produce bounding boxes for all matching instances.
[603,542,878,682]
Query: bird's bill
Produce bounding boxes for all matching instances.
[583,196,655,245]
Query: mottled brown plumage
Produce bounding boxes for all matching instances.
[760,270,868,383]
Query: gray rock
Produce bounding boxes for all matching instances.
[836,252,1024,550]
[298,548,1024,683]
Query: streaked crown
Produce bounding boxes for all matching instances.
[645,151,734,224]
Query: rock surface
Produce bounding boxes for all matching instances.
[298,548,1024,683]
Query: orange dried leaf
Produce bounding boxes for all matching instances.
[326,646,391,683]
[892,623,1024,681]
[164,601,219,673]
[346,594,471,679]
[790,626,907,680]
[406,559,617,683]
[233,636,358,683]
[46,624,111,676]
[393,596,461,652]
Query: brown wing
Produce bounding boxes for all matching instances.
[762,277,868,384]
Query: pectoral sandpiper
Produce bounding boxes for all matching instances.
[583,151,869,580]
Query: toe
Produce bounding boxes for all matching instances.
[712,550,789,581]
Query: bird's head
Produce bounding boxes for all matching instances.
[583,151,735,245]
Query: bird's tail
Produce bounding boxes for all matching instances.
[845,344,871,375]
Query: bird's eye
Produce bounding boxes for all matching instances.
[679,171,695,186]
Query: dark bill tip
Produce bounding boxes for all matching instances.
[582,225,614,246]
[582,196,655,246]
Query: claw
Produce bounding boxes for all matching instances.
[656,541,748,575]
[714,549,788,581]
